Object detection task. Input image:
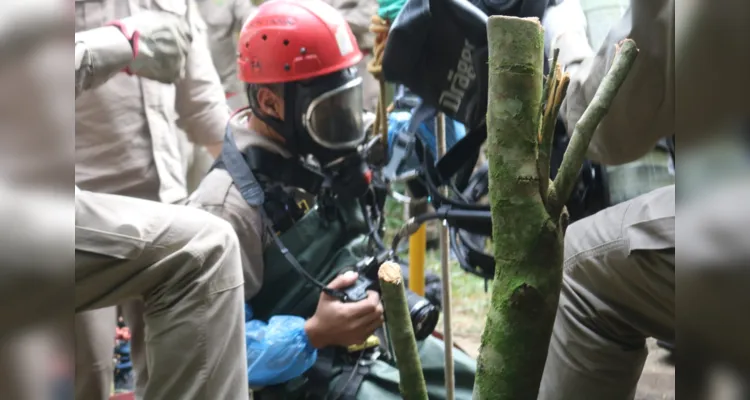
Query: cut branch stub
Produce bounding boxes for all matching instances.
[378,262,428,400]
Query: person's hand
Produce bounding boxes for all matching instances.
[108,10,192,84]
[304,271,384,348]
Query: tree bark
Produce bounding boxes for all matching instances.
[379,261,429,400]
[474,15,638,399]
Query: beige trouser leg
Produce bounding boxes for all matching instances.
[74,307,116,400]
[538,185,675,400]
[75,190,249,400]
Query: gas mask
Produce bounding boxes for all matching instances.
[249,67,373,200]
[250,67,366,167]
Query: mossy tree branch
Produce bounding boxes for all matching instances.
[378,262,428,400]
[549,39,639,217]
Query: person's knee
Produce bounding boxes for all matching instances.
[196,213,241,262]
[164,208,243,293]
[172,207,239,258]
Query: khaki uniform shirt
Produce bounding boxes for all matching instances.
[75,0,229,203]
[194,0,255,97]
[74,26,135,199]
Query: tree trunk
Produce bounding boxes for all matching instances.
[474,15,638,399]
[473,16,561,400]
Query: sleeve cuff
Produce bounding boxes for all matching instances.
[74,26,137,77]
[300,328,317,354]
[105,21,140,74]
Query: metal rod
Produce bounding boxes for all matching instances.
[436,112,455,400]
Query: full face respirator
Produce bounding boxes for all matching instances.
[249,67,366,167]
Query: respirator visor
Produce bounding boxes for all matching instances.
[304,76,364,150]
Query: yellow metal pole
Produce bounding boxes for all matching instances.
[408,223,426,296]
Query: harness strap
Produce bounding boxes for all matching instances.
[382,102,437,180]
[212,132,325,198]
[331,362,371,400]
[216,125,265,206]
[305,348,338,398]
[433,120,486,184]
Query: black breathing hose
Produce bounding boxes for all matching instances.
[390,208,491,255]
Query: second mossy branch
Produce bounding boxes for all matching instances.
[474,15,638,400]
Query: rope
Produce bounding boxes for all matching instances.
[366,15,392,146]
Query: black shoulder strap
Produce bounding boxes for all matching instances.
[382,102,437,180]
[330,360,371,400]
[217,125,265,206]
[212,127,325,198]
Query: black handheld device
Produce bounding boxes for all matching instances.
[341,276,375,302]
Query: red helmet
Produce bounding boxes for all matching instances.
[237,0,364,84]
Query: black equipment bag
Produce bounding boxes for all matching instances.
[469,0,550,19]
[382,0,551,131]
[382,0,489,131]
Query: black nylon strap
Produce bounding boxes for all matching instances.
[243,146,325,196]
[218,125,265,206]
[304,347,338,398]
[331,362,370,400]
[434,120,486,184]
[382,102,437,180]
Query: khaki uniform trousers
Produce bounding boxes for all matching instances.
[538,184,675,400]
[75,190,249,400]
[76,142,218,400]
